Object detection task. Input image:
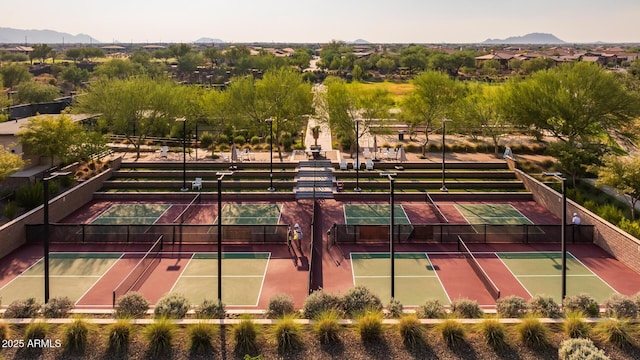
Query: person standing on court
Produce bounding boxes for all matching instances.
[572,213,581,225]
[293,223,303,251]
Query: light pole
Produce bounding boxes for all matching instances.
[216,171,233,302]
[43,171,71,303]
[266,118,275,192]
[176,117,188,191]
[440,118,452,192]
[543,172,567,300]
[381,172,397,298]
[354,119,363,192]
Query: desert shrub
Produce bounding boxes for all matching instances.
[527,294,562,318]
[314,310,341,344]
[303,289,342,320]
[115,292,149,319]
[517,316,549,348]
[356,309,383,342]
[0,321,10,342]
[451,297,482,318]
[24,321,48,341]
[266,294,295,319]
[563,293,599,318]
[199,132,214,148]
[476,318,506,350]
[558,338,610,360]
[144,318,175,358]
[272,315,303,352]
[603,293,637,319]
[195,299,225,319]
[250,135,260,146]
[63,318,90,353]
[437,319,465,347]
[42,296,73,318]
[5,297,40,318]
[233,315,259,355]
[404,143,419,153]
[217,134,229,145]
[397,315,423,349]
[153,293,190,319]
[188,322,215,353]
[496,295,527,318]
[341,286,382,317]
[3,201,17,219]
[107,319,132,354]
[416,299,446,319]
[633,291,640,309]
[564,312,590,338]
[15,182,43,209]
[596,204,625,224]
[233,135,246,145]
[596,319,633,348]
[387,298,403,318]
[58,174,75,187]
[618,219,640,240]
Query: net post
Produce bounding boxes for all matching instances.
[112,291,116,308]
[82,224,86,243]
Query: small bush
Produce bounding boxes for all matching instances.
[451,297,483,318]
[153,293,190,319]
[115,292,149,319]
[563,294,599,318]
[416,299,446,319]
[558,338,610,360]
[398,315,423,349]
[527,294,562,318]
[233,315,259,355]
[3,201,17,220]
[496,295,527,318]
[476,318,506,350]
[217,134,229,145]
[188,322,215,353]
[43,296,73,318]
[266,294,295,319]
[63,318,90,353]
[437,319,465,347]
[24,321,48,341]
[250,135,261,146]
[341,286,382,317]
[273,315,303,352]
[144,318,175,358]
[564,312,590,338]
[15,182,43,209]
[387,298,403,318]
[0,321,10,342]
[314,310,341,344]
[303,289,342,320]
[597,204,625,224]
[603,293,637,319]
[596,318,633,348]
[356,309,383,342]
[5,297,40,318]
[107,319,132,354]
[233,135,246,145]
[199,132,214,148]
[517,316,549,348]
[195,299,225,319]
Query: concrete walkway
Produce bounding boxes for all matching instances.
[305,117,333,151]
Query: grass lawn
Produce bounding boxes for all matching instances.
[345,81,414,104]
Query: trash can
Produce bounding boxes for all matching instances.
[398,130,405,141]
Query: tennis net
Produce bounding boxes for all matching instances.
[426,192,448,223]
[457,236,500,300]
[112,235,164,306]
[173,193,202,224]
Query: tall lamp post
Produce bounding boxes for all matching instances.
[176,117,188,191]
[216,171,233,302]
[354,119,363,192]
[43,171,71,303]
[381,172,397,298]
[440,118,452,192]
[543,172,567,300]
[266,118,275,192]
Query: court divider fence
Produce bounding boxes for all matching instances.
[330,223,594,244]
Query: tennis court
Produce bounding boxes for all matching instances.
[169,252,270,305]
[351,252,450,306]
[92,204,171,225]
[0,253,121,304]
[344,204,411,225]
[214,204,282,225]
[455,203,533,225]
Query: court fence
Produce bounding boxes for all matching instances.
[26,223,290,244]
[330,223,594,244]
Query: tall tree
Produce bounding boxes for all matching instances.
[0,63,32,88]
[595,155,640,220]
[16,114,84,166]
[455,83,506,155]
[29,44,52,64]
[14,81,60,104]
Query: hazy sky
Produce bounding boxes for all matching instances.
[5,0,640,43]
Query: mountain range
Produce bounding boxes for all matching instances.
[483,33,566,44]
[0,27,100,44]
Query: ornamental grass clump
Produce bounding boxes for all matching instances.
[564,311,590,339]
[496,295,527,318]
[416,299,446,319]
[356,309,384,343]
[24,321,48,341]
[397,314,424,349]
[144,318,176,358]
[153,293,190,319]
[451,297,483,318]
[0,321,10,342]
[563,293,599,318]
[517,316,549,348]
[107,319,132,354]
[266,294,295,319]
[314,310,341,344]
[233,315,259,356]
[437,319,465,347]
[476,318,507,350]
[272,315,303,353]
[188,322,216,354]
[596,318,634,348]
[63,318,90,354]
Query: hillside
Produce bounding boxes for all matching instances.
[483,32,565,44]
[0,27,99,44]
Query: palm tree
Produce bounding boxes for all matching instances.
[311,125,321,147]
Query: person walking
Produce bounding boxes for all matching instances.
[293,223,303,251]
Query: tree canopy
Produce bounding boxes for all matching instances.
[0,144,25,180]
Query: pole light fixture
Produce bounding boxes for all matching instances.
[265,118,275,192]
[216,171,233,302]
[441,118,453,192]
[176,117,188,192]
[355,119,363,192]
[381,171,397,299]
[543,171,568,300]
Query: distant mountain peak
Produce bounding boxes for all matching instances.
[194,37,224,44]
[0,27,99,44]
[483,33,565,44]
[351,39,370,44]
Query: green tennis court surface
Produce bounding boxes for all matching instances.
[92,204,171,225]
[351,252,449,306]
[214,204,282,225]
[344,204,411,225]
[498,252,617,303]
[0,253,122,304]
[170,252,270,305]
[455,204,533,225]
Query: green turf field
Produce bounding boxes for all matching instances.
[455,204,533,225]
[91,204,171,225]
[214,204,282,225]
[344,204,410,225]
